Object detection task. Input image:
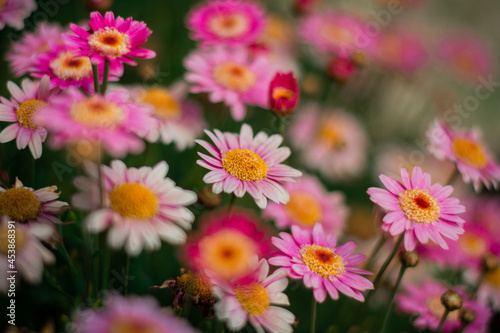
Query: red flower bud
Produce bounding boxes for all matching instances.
[269,72,299,116]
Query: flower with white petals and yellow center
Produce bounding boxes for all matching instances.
[222,149,268,182]
[89,27,131,57]
[15,100,48,130]
[109,183,159,220]
[234,282,270,315]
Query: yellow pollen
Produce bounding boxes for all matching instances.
[49,51,92,81]
[108,317,163,333]
[0,224,28,255]
[321,24,355,47]
[89,27,131,57]
[16,100,48,129]
[222,149,268,182]
[213,62,257,92]
[300,244,345,279]
[452,138,487,169]
[286,192,322,226]
[234,282,270,315]
[138,88,181,120]
[398,188,440,224]
[484,267,500,288]
[458,233,487,257]
[209,13,249,38]
[272,87,295,101]
[426,296,460,321]
[176,271,215,303]
[198,229,258,280]
[0,188,42,223]
[109,183,158,220]
[70,96,125,128]
[317,122,346,150]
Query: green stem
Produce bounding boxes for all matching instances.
[380,265,407,333]
[446,168,459,186]
[100,233,110,294]
[365,233,387,271]
[57,239,77,276]
[228,193,237,215]
[373,233,404,288]
[100,59,110,95]
[124,255,130,296]
[436,309,449,333]
[457,321,469,333]
[310,294,317,333]
[92,64,100,95]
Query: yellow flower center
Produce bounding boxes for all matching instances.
[49,51,92,81]
[426,296,460,321]
[0,188,42,223]
[321,24,355,48]
[317,122,346,150]
[89,27,131,57]
[234,282,270,316]
[109,183,158,220]
[272,87,295,101]
[70,96,125,128]
[198,229,258,280]
[222,149,268,182]
[108,317,163,333]
[176,271,215,303]
[16,100,48,129]
[398,189,440,224]
[138,88,181,120]
[286,192,322,226]
[458,232,487,257]
[209,13,249,38]
[300,244,345,279]
[484,267,500,288]
[452,138,487,169]
[0,224,28,255]
[213,62,257,92]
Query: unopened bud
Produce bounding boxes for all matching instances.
[481,253,499,272]
[440,290,463,311]
[269,72,299,116]
[459,308,476,324]
[85,0,114,11]
[198,187,221,210]
[399,251,419,267]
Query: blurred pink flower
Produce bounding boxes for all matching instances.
[0,0,36,30]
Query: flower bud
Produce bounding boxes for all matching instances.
[85,0,113,11]
[198,187,221,210]
[328,55,357,82]
[269,72,299,116]
[399,251,419,267]
[440,290,463,311]
[459,308,476,324]
[293,0,322,14]
[481,253,499,272]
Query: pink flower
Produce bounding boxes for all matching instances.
[6,22,64,77]
[209,258,295,332]
[367,166,466,251]
[182,209,272,281]
[0,0,36,30]
[64,11,156,77]
[37,87,156,158]
[427,120,500,191]
[72,160,197,256]
[269,224,373,302]
[0,76,55,159]
[187,0,266,48]
[327,55,358,81]
[196,124,302,209]
[184,47,275,121]
[263,174,348,235]
[75,294,197,333]
[397,280,492,333]
[268,72,299,115]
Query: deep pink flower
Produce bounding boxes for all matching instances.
[0,0,36,31]
[187,0,266,48]
[64,11,156,77]
[367,166,466,251]
[269,224,373,302]
[328,55,358,81]
[269,72,299,115]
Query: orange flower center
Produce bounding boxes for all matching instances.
[89,27,130,57]
[317,122,346,150]
[426,296,460,321]
[109,183,158,219]
[49,51,92,81]
[234,282,270,315]
[108,317,163,333]
[213,62,257,92]
[209,13,249,38]
[0,224,28,255]
[286,192,322,226]
[452,138,487,169]
[70,96,125,128]
[272,87,295,101]
[0,0,6,9]
[300,244,345,279]
[138,88,181,120]
[398,189,440,224]
[321,24,355,48]
[379,35,402,61]
[0,187,41,223]
[16,99,48,129]
[458,232,487,257]
[484,267,500,288]
[222,149,268,182]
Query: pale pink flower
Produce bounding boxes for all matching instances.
[0,0,36,31]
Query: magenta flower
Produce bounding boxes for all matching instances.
[367,166,466,251]
[328,55,358,81]
[187,0,266,48]
[269,72,299,115]
[196,124,302,209]
[184,47,275,121]
[0,76,55,159]
[64,11,156,77]
[427,120,500,191]
[269,224,373,303]
[0,0,36,30]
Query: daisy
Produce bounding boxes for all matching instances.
[397,280,492,333]
[187,0,266,47]
[263,174,348,235]
[64,11,156,77]
[427,120,500,191]
[367,166,466,251]
[196,124,302,209]
[72,160,196,256]
[182,209,272,281]
[0,76,54,159]
[210,258,295,333]
[130,82,207,150]
[37,87,156,158]
[269,224,373,302]
[74,294,197,333]
[6,22,64,77]
[0,0,36,31]
[184,46,275,121]
[0,218,55,292]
